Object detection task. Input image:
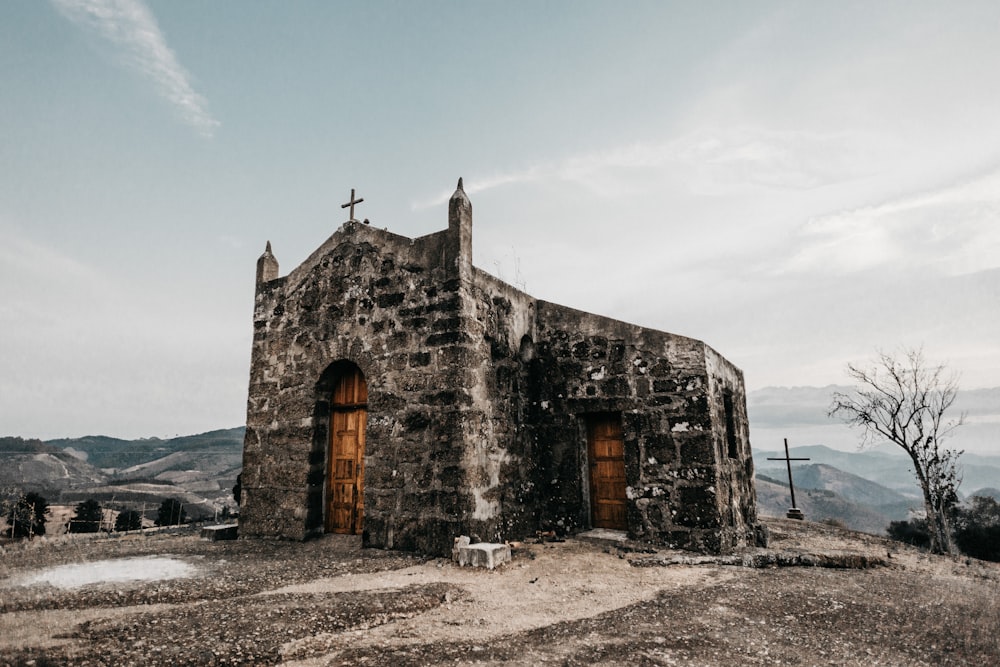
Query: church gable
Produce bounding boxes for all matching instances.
[242,218,480,551]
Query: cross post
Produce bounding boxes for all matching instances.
[767,438,810,520]
[341,188,364,222]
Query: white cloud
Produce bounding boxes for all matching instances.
[781,169,1000,275]
[411,168,545,210]
[51,0,219,137]
[412,126,874,209]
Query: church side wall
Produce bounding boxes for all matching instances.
[705,347,767,549]
[531,302,751,553]
[463,269,540,542]
[241,222,481,554]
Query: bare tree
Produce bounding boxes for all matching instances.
[830,348,963,555]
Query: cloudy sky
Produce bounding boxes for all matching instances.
[2,1,999,440]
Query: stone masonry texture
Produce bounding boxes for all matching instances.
[240,180,766,556]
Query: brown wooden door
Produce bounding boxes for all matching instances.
[326,367,367,534]
[588,414,627,530]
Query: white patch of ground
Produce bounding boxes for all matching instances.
[10,556,197,589]
[274,539,726,665]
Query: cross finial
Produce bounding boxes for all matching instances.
[341,188,364,222]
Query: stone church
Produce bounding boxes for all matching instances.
[239,179,765,556]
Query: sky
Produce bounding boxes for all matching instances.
[2,1,999,441]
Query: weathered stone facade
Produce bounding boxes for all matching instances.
[240,180,766,556]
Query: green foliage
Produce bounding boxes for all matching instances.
[114,509,143,532]
[887,518,931,548]
[887,498,1000,562]
[953,496,1000,562]
[4,492,50,538]
[0,436,57,454]
[69,498,103,533]
[155,498,187,526]
[233,472,242,507]
[45,427,245,470]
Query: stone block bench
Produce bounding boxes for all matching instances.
[452,536,511,569]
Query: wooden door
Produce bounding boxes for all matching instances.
[588,413,627,530]
[326,367,367,534]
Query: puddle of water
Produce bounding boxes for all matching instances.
[12,556,197,589]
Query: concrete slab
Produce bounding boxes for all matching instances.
[452,537,510,569]
[576,528,628,547]
[200,524,239,541]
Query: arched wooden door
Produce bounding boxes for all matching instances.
[326,365,367,534]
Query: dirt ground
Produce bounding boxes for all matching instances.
[1,518,998,666]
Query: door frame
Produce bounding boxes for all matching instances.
[324,363,367,535]
[584,412,628,531]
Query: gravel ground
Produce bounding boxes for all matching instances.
[2,519,999,666]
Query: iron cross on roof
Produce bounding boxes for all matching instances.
[341,188,364,223]
[767,438,810,520]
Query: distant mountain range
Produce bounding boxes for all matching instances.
[753,443,1000,534]
[753,443,1000,499]
[747,383,999,533]
[1,383,996,536]
[754,449,919,534]
[46,429,246,471]
[755,475,899,535]
[0,437,106,496]
[748,385,1000,455]
[749,383,999,485]
[0,428,244,521]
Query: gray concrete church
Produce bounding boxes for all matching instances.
[239,180,765,556]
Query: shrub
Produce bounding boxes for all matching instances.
[69,499,103,533]
[887,518,930,548]
[953,496,1000,562]
[115,509,143,532]
[156,498,187,526]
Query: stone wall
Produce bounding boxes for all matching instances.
[241,221,482,553]
[526,303,759,553]
[465,269,540,542]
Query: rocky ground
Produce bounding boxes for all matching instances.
[1,518,998,666]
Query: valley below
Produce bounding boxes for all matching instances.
[0,429,244,531]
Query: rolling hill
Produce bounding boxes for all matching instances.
[754,475,897,535]
[753,443,1000,500]
[47,428,245,470]
[0,437,108,497]
[0,429,244,522]
[754,462,920,534]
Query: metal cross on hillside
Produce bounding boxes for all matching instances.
[768,438,810,520]
[341,188,364,222]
